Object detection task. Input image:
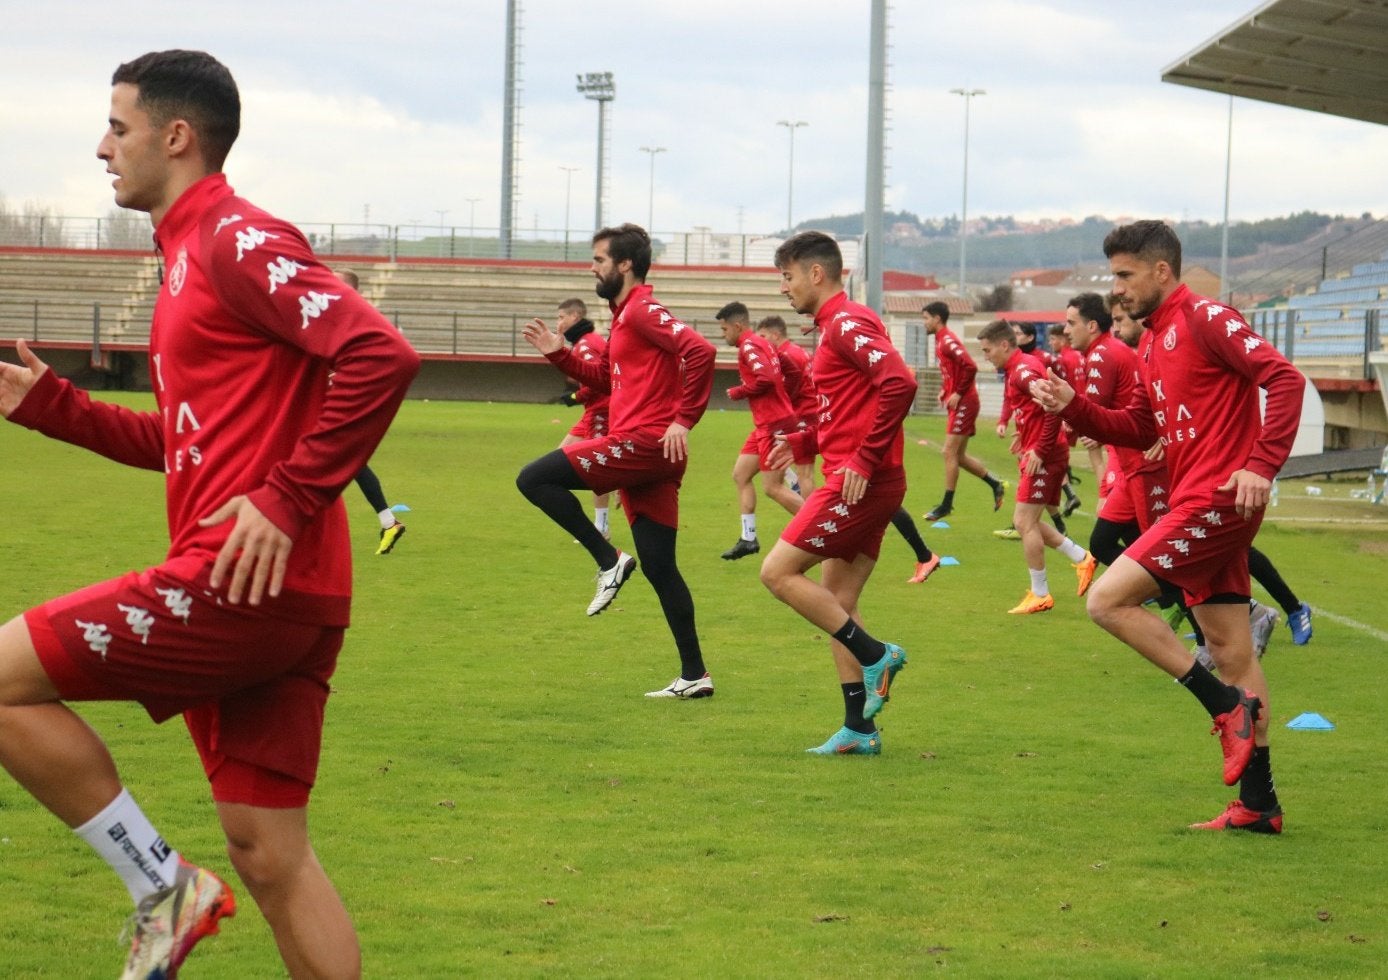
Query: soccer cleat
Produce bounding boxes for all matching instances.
[587,551,637,616]
[120,859,236,980]
[1062,493,1082,517]
[861,643,907,720]
[1008,590,1055,614]
[1190,800,1283,834]
[1211,688,1261,786]
[806,726,882,755]
[1287,602,1313,646]
[907,553,942,583]
[721,536,760,560]
[992,480,1009,512]
[1249,602,1280,660]
[1074,553,1098,596]
[924,504,952,521]
[993,526,1021,540]
[375,522,406,555]
[645,673,714,699]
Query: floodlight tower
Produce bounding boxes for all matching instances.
[577,72,616,232]
[864,0,887,313]
[950,87,986,297]
[500,0,524,259]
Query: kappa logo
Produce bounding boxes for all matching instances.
[830,503,851,517]
[156,586,193,623]
[76,619,113,661]
[1202,510,1222,526]
[577,456,592,471]
[1243,335,1263,353]
[1031,489,1045,500]
[298,290,341,329]
[212,213,243,236]
[818,520,840,534]
[1167,539,1190,555]
[867,349,886,366]
[117,604,155,645]
[807,535,826,548]
[853,335,871,351]
[234,225,281,262]
[593,451,609,466]
[1183,526,1206,538]
[1152,501,1168,513]
[266,255,308,294]
[1206,304,1226,321]
[167,247,188,297]
[1154,554,1174,569]
[608,443,623,459]
[1090,351,1105,363]
[1150,485,1166,496]
[839,319,860,335]
[1089,368,1102,378]
[1085,384,1100,395]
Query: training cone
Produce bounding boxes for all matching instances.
[1286,712,1334,730]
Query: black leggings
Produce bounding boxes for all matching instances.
[355,465,389,513]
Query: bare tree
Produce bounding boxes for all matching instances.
[102,208,152,250]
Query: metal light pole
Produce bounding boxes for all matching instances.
[577,72,616,231]
[560,166,580,260]
[639,146,666,233]
[433,209,449,258]
[950,87,985,298]
[465,197,480,258]
[1219,94,1234,303]
[776,120,807,233]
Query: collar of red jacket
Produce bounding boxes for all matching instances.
[153,173,233,253]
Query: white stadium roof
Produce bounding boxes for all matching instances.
[1162,0,1388,127]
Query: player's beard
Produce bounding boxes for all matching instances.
[594,269,623,300]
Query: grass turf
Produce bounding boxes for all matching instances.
[0,394,1384,977]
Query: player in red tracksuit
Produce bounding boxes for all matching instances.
[716,301,803,560]
[519,223,717,700]
[0,50,419,978]
[759,232,914,756]
[921,301,1007,521]
[757,314,819,497]
[977,320,1097,615]
[1036,220,1305,834]
[555,297,615,539]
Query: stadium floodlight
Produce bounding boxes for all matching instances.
[950,88,985,297]
[776,120,808,234]
[638,146,666,234]
[577,72,616,231]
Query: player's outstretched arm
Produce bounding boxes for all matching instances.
[0,339,49,418]
[521,317,563,355]
[1031,368,1075,414]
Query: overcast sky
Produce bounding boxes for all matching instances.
[2,0,1384,239]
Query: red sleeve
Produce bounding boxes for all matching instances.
[547,345,611,391]
[1059,380,1159,450]
[673,323,715,430]
[206,219,421,539]
[779,348,806,400]
[1193,307,1305,481]
[7,368,164,470]
[728,339,776,400]
[832,326,917,477]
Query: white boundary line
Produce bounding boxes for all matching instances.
[1310,606,1388,643]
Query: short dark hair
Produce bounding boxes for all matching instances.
[1105,291,1123,310]
[1015,321,1037,340]
[923,301,950,322]
[112,50,240,170]
[774,231,843,281]
[757,315,788,336]
[338,269,360,291]
[1048,324,1066,338]
[715,301,750,324]
[558,297,588,316]
[1067,291,1112,332]
[977,319,1016,345]
[1103,220,1182,280]
[593,223,652,280]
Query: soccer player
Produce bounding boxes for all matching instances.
[339,269,409,555]
[920,301,1007,521]
[1034,220,1305,833]
[517,223,717,699]
[756,314,818,499]
[759,231,914,755]
[716,301,803,560]
[0,50,419,977]
[977,319,1097,614]
[554,297,615,540]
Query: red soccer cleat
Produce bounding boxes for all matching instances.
[1191,799,1283,834]
[1211,688,1261,786]
[908,554,942,583]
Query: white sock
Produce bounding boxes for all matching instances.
[74,788,181,904]
[377,508,396,529]
[594,507,609,534]
[741,514,757,540]
[1029,568,1050,597]
[1057,538,1087,563]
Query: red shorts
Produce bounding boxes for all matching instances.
[780,467,906,561]
[1097,466,1135,522]
[1016,455,1068,508]
[739,415,799,471]
[563,431,686,528]
[24,561,343,807]
[567,406,609,440]
[792,419,817,465]
[1124,494,1261,606]
[946,391,979,437]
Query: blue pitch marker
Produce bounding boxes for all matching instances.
[1286,712,1334,730]
[939,556,960,566]
[391,503,412,513]
[931,520,951,530]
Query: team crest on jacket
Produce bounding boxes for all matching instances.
[1163,325,1177,351]
[167,247,189,297]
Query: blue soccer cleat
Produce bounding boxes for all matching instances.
[1287,602,1313,646]
[861,643,907,720]
[807,726,882,755]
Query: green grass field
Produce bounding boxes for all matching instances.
[1,395,1386,978]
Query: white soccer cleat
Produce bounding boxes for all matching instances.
[587,551,637,616]
[121,859,236,980]
[1249,601,1280,660]
[645,673,714,699]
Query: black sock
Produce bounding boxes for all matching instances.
[890,509,932,563]
[1178,661,1239,718]
[842,683,874,734]
[983,473,1001,491]
[1239,746,1278,811]
[1063,482,1078,503]
[833,619,887,667]
[1051,511,1067,535]
[940,489,956,509]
